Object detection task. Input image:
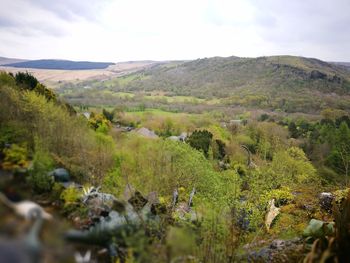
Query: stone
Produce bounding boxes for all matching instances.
[48,168,70,182]
[319,192,334,213]
[265,199,280,231]
[303,219,335,239]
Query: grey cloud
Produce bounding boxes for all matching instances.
[28,0,110,22]
[0,16,20,28]
[0,18,67,37]
[0,0,78,37]
[251,0,350,44]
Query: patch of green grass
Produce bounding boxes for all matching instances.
[124,108,194,117]
[144,95,206,103]
[114,92,135,98]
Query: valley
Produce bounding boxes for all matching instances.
[0,54,350,262]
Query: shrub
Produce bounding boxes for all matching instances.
[29,141,54,193]
[116,137,240,206]
[60,186,82,204]
[186,130,213,158]
[2,144,29,170]
[262,187,294,207]
[0,77,116,183]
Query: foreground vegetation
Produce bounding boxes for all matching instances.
[1,71,350,262]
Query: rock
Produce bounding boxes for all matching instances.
[310,70,327,80]
[168,136,180,141]
[319,192,334,213]
[303,219,335,239]
[237,209,251,231]
[48,168,70,182]
[265,199,280,231]
[270,239,286,250]
[178,132,187,142]
[61,182,82,189]
[135,127,158,138]
[240,238,304,262]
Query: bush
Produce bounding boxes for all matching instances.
[262,187,294,207]
[186,130,213,158]
[2,144,29,170]
[29,141,54,193]
[116,137,240,206]
[60,186,82,204]
[0,77,116,183]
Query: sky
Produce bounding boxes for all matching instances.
[0,0,349,62]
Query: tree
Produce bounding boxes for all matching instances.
[186,130,213,158]
[102,108,114,122]
[15,72,39,90]
[212,139,226,160]
[288,121,299,138]
[327,122,350,183]
[270,147,317,185]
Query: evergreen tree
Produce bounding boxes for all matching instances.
[327,122,350,182]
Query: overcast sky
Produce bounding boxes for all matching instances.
[0,0,349,62]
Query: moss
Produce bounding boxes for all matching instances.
[334,188,350,205]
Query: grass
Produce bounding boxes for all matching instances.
[144,95,206,103]
[124,108,195,118]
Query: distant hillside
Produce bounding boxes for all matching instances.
[115,55,350,97]
[4,59,115,70]
[64,55,350,113]
[330,62,350,71]
[0,56,28,65]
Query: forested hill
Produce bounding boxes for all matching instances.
[4,59,115,70]
[117,55,350,98]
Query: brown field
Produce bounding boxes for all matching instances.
[0,61,158,88]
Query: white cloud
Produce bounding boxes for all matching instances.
[0,0,349,62]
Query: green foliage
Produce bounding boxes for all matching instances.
[186,130,213,158]
[15,71,38,90]
[327,122,350,178]
[288,121,299,138]
[0,74,116,182]
[0,71,16,87]
[34,83,57,101]
[88,113,111,131]
[269,147,317,185]
[261,187,294,207]
[60,186,81,204]
[102,108,114,122]
[61,55,350,114]
[259,113,270,122]
[2,144,29,170]
[333,188,350,205]
[29,141,54,193]
[102,167,122,197]
[166,226,196,259]
[0,124,27,148]
[212,139,226,160]
[116,137,240,205]
[51,182,65,201]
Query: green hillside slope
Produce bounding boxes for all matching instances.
[59,55,350,114]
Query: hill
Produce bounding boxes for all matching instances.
[1,71,350,262]
[0,60,160,88]
[330,61,350,71]
[116,55,350,96]
[61,55,350,114]
[4,59,115,70]
[0,56,28,65]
